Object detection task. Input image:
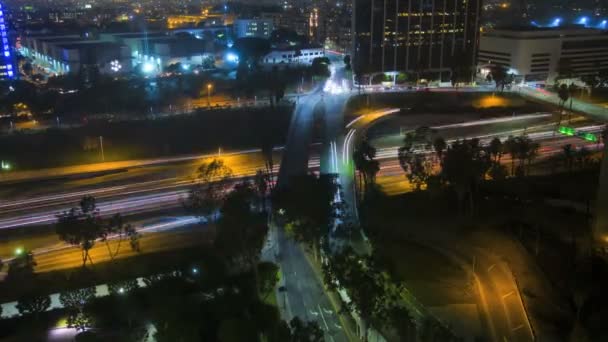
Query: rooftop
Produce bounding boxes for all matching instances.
[484,26,608,39]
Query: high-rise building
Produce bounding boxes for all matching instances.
[0,2,15,80]
[353,0,482,80]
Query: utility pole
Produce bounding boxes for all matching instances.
[99,136,105,162]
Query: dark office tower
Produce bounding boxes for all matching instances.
[0,2,14,80]
[353,0,482,81]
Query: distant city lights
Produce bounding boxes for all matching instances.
[537,17,608,29]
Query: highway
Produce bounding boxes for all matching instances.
[1,81,604,341]
[0,114,600,231]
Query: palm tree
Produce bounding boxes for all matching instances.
[524,140,540,176]
[567,83,578,123]
[353,138,380,198]
[562,144,575,173]
[488,137,503,162]
[504,136,518,175]
[557,84,569,127]
[432,136,447,164]
[576,147,591,170]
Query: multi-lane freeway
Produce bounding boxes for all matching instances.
[2,78,606,341]
[1,114,602,231]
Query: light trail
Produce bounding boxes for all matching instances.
[1,121,602,230]
[0,158,322,230]
[430,113,552,129]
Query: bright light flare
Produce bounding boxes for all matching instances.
[323,79,344,94]
[225,52,239,63]
[142,62,155,73]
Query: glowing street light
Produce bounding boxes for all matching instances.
[110,60,122,73]
[552,18,562,27]
[14,247,23,256]
[207,83,213,108]
[1,160,10,170]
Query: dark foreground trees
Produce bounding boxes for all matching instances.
[183,158,233,222]
[55,196,140,267]
[272,174,339,260]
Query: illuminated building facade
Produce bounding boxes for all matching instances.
[0,2,15,80]
[234,19,273,39]
[353,0,482,79]
[479,27,608,84]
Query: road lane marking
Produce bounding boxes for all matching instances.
[318,304,330,331]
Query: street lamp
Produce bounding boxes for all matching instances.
[14,247,23,256]
[207,83,213,109]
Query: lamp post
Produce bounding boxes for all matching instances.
[207,83,212,109]
[99,136,105,162]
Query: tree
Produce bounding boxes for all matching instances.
[107,279,139,295]
[56,196,104,267]
[504,136,518,175]
[440,139,491,215]
[68,311,93,332]
[183,159,233,222]
[254,169,270,212]
[576,147,592,170]
[234,37,271,71]
[488,65,510,91]
[22,62,33,76]
[272,174,338,259]
[101,213,140,261]
[488,162,508,181]
[343,55,352,71]
[562,144,575,173]
[510,135,539,176]
[7,250,36,282]
[60,287,96,312]
[311,57,331,78]
[288,317,324,342]
[557,83,570,126]
[16,294,51,317]
[353,138,380,197]
[388,305,416,342]
[216,182,268,294]
[432,136,447,163]
[258,262,280,300]
[487,137,503,162]
[324,247,400,342]
[398,133,432,191]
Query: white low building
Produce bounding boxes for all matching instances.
[261,46,325,67]
[478,26,608,84]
